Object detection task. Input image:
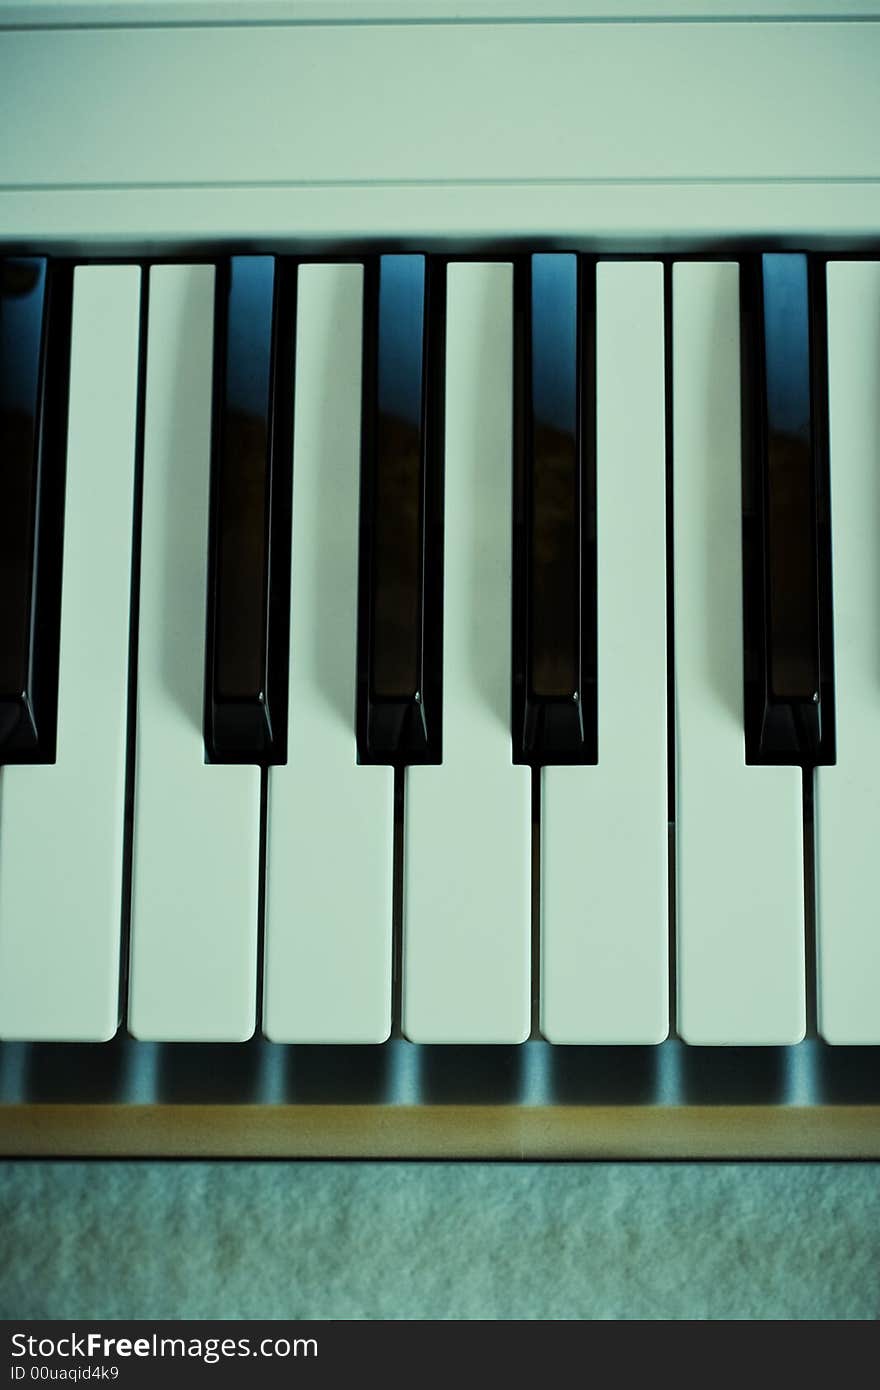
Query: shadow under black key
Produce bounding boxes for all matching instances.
[286,1044,390,1104]
[157,1040,264,1104]
[550,1045,658,1105]
[419,1045,522,1105]
[26,1038,128,1104]
[679,1045,787,1105]
[814,1043,880,1104]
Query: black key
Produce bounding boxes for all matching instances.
[513,253,597,764]
[357,254,444,764]
[205,256,295,764]
[741,252,834,765]
[0,257,71,763]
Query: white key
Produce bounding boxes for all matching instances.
[673,261,805,1046]
[263,265,393,1043]
[127,265,260,1042]
[815,261,880,1044]
[403,263,530,1044]
[0,266,139,1041]
[541,262,668,1045]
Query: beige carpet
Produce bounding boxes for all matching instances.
[0,1161,878,1320]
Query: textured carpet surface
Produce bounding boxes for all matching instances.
[0,1162,878,1320]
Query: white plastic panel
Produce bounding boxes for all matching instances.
[263,264,393,1043]
[127,264,260,1042]
[673,260,805,1046]
[3,17,880,247]
[541,262,668,1044]
[1,26,878,191]
[0,266,139,1041]
[815,261,880,1045]
[403,263,530,1044]
[4,186,880,251]
[4,2,879,25]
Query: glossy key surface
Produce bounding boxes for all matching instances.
[0,257,70,762]
[740,252,834,765]
[358,254,443,763]
[205,255,294,763]
[514,252,596,764]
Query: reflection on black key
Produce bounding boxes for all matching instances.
[0,258,71,763]
[357,254,443,764]
[741,253,834,765]
[513,253,597,764]
[205,256,295,764]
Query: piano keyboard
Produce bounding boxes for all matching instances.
[1,0,879,1157]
